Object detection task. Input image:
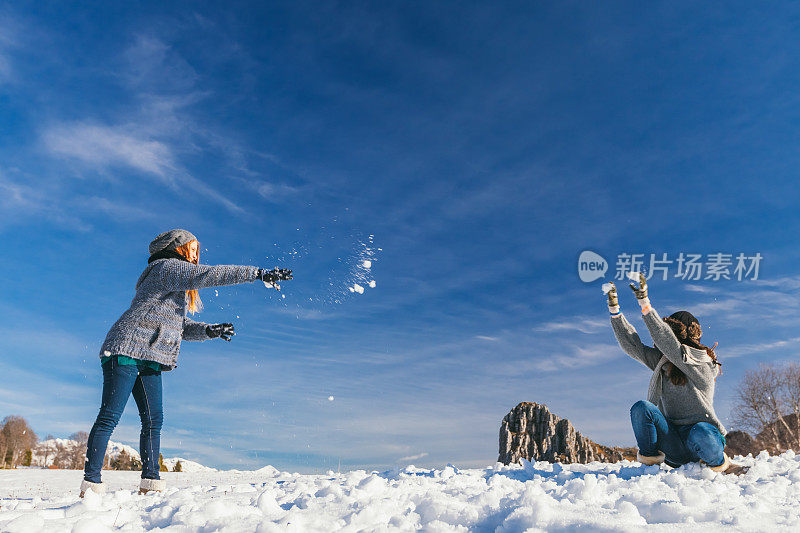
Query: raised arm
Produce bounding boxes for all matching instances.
[641,306,714,380]
[157,260,259,291]
[629,273,715,380]
[628,273,682,361]
[606,282,662,370]
[611,313,663,370]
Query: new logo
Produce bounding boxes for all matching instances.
[578,250,608,282]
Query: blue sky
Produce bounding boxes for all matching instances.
[2,1,800,472]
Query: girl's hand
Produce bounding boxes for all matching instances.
[258,268,293,283]
[629,273,651,312]
[206,323,235,341]
[258,268,292,291]
[606,282,619,312]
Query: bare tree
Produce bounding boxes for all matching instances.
[1,416,38,468]
[68,431,89,470]
[40,434,57,468]
[52,441,73,469]
[733,363,800,454]
[0,427,7,468]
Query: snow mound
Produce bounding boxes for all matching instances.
[160,457,215,473]
[1,453,799,531]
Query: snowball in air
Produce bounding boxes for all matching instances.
[368,280,376,288]
[328,396,335,402]
[353,284,365,294]
[601,283,614,294]
[363,260,372,269]
[627,271,643,282]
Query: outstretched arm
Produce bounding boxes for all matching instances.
[183,316,212,341]
[606,282,662,370]
[158,260,260,291]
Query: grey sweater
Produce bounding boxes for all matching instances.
[611,307,726,435]
[99,259,260,370]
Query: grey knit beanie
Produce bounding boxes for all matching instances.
[149,229,197,255]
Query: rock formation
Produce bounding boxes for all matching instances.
[498,402,636,465]
[724,430,758,458]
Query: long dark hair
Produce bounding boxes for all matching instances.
[660,311,720,386]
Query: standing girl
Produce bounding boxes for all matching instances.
[80,229,292,497]
[607,273,746,475]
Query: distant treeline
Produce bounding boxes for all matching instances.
[0,415,182,472]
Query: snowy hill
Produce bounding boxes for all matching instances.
[1,452,799,531]
[31,438,213,472]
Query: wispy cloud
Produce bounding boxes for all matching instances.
[722,336,800,359]
[535,316,607,334]
[0,165,156,228]
[256,182,301,202]
[122,34,199,94]
[75,196,157,221]
[0,169,92,231]
[44,122,177,180]
[397,452,428,462]
[38,33,250,214]
[0,16,19,83]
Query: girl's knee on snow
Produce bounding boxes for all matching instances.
[687,422,725,466]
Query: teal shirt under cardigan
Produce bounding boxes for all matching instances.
[101,354,164,371]
[98,258,259,370]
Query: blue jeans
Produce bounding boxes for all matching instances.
[630,400,725,467]
[84,357,163,482]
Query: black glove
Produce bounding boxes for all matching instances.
[257,268,293,283]
[206,323,235,341]
[606,282,619,310]
[628,272,648,300]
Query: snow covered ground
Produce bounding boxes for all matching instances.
[1,451,799,532]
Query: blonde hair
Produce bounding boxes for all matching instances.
[175,241,202,314]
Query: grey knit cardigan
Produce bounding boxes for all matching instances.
[611,307,726,435]
[99,259,260,370]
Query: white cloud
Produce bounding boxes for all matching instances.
[76,196,157,221]
[42,121,243,213]
[397,452,428,462]
[722,336,800,360]
[683,284,716,293]
[0,17,19,83]
[43,122,176,180]
[122,34,198,94]
[257,182,301,201]
[535,317,607,334]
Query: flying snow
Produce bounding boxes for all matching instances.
[601,282,614,294]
